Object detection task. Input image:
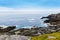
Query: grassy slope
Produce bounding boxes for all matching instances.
[31,32,60,40]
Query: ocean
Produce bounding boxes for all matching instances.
[0,13,49,28]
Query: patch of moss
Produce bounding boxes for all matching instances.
[31,32,60,40]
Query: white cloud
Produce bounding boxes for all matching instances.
[0,7,60,14]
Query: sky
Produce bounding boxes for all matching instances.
[0,0,60,8]
[0,0,60,14]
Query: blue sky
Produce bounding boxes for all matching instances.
[0,0,60,8]
[0,0,59,14]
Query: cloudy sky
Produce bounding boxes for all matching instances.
[0,0,60,14]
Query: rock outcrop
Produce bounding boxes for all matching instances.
[41,13,60,25]
[0,26,16,32]
[41,13,60,32]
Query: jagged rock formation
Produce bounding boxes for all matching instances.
[41,13,60,26]
[10,27,56,36]
[0,26,16,33]
[41,13,60,32]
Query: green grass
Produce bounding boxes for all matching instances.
[31,32,60,40]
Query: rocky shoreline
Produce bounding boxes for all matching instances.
[0,13,60,36]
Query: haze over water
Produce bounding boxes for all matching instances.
[0,13,49,28]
